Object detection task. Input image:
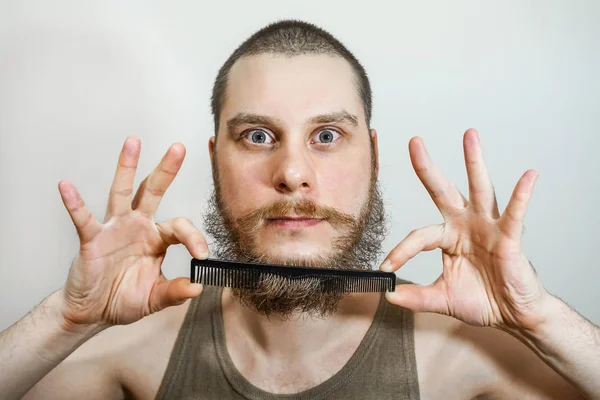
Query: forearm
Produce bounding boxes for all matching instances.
[514,294,600,399]
[0,290,105,400]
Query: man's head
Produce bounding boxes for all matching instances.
[203,20,387,319]
[210,20,373,134]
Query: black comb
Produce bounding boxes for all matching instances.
[190,258,396,293]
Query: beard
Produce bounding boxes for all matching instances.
[203,158,388,321]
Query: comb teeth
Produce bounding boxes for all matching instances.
[190,258,396,293]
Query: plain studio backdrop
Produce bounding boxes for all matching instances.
[0,1,598,330]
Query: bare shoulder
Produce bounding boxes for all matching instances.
[413,312,581,400]
[25,298,194,400]
[103,297,194,399]
[412,312,487,400]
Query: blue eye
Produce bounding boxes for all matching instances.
[314,129,339,144]
[246,129,273,144]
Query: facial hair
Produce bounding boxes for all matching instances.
[203,159,388,321]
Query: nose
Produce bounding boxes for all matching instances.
[271,144,316,195]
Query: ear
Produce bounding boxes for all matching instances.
[208,136,216,166]
[369,128,380,175]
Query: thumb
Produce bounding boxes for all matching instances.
[385,281,449,315]
[149,277,203,312]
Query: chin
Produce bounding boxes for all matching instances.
[256,243,334,267]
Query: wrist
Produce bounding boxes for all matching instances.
[508,291,565,347]
[527,293,568,338]
[46,289,107,337]
[12,290,108,366]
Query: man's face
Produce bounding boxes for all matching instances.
[209,54,377,265]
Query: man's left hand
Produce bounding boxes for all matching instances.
[380,128,550,333]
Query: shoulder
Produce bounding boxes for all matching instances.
[65,298,194,399]
[105,298,194,398]
[411,312,492,399]
[24,298,196,400]
[412,311,581,399]
[81,298,193,373]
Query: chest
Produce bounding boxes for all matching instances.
[235,350,357,395]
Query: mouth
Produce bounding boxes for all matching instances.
[265,216,324,229]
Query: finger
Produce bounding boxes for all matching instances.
[58,180,102,243]
[149,276,203,312]
[379,224,445,272]
[131,143,185,217]
[499,169,539,239]
[409,137,467,217]
[385,279,449,314]
[156,217,209,260]
[105,137,141,220]
[462,129,500,218]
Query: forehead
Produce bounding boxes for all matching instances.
[220,54,365,128]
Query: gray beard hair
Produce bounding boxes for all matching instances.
[202,180,388,320]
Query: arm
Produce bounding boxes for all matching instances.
[505,294,600,398]
[468,291,599,399]
[414,312,583,400]
[0,137,208,399]
[381,129,598,399]
[0,290,109,400]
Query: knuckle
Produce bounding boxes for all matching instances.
[81,211,95,228]
[159,164,178,177]
[70,200,85,213]
[172,217,191,231]
[110,188,133,197]
[428,187,445,199]
[408,228,419,237]
[414,165,428,174]
[119,160,137,170]
[145,185,166,197]
[504,208,520,222]
[194,230,205,241]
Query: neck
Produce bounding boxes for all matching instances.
[221,288,381,362]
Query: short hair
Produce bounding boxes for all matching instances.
[210,20,372,134]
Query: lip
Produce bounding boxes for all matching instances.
[266,217,323,229]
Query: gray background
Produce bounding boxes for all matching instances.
[1,0,598,330]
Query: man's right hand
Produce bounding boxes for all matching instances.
[57,136,207,330]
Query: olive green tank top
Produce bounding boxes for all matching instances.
[156,283,420,399]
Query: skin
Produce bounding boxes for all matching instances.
[0,53,596,400]
[210,54,375,261]
[208,55,383,392]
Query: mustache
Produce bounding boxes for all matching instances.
[236,198,356,230]
[203,181,388,318]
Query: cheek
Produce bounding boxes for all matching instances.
[318,157,372,212]
[217,155,272,216]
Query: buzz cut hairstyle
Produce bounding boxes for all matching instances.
[210,19,373,135]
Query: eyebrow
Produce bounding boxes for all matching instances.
[226,113,283,133]
[309,110,359,128]
[226,110,359,134]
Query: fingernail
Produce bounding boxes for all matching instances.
[385,291,398,302]
[197,244,209,259]
[380,260,392,272]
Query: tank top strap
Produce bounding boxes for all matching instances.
[155,285,234,399]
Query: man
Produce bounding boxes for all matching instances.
[1,20,598,399]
